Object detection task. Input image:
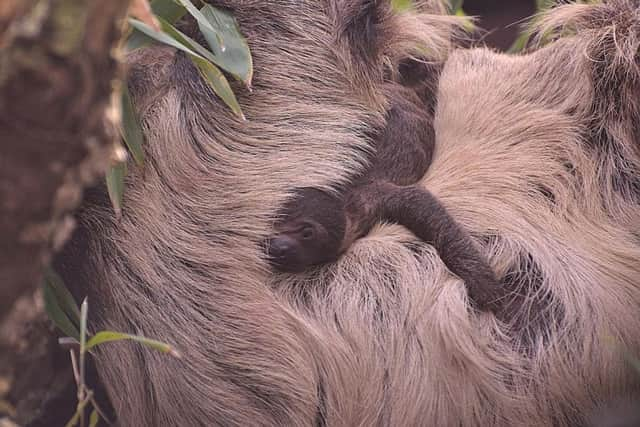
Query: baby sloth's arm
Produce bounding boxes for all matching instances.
[264,184,501,312]
[350,182,502,312]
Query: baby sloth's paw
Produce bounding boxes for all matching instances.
[464,266,503,314]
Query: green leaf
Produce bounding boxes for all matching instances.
[192,56,245,120]
[127,18,245,118]
[125,30,155,52]
[536,0,555,11]
[64,394,91,427]
[65,409,81,427]
[454,8,474,32]
[120,84,145,166]
[106,161,126,218]
[89,408,99,427]
[391,0,413,12]
[79,297,88,353]
[152,17,245,118]
[176,0,225,51]
[155,16,220,65]
[43,268,80,325]
[508,31,532,53]
[199,4,253,87]
[448,0,464,14]
[128,18,204,58]
[151,0,187,23]
[154,15,246,84]
[126,0,188,51]
[42,271,80,340]
[85,331,181,358]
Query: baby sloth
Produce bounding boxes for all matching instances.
[265,86,501,312]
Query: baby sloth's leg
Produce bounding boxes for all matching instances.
[359,182,502,312]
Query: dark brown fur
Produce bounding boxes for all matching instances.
[265,85,501,311]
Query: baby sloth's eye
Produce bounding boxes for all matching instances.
[301,225,315,240]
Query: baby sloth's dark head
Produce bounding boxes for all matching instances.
[264,188,346,273]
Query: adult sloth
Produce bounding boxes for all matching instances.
[55,0,640,425]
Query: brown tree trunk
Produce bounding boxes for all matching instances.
[0,0,130,424]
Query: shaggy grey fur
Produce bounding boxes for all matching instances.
[55,1,640,425]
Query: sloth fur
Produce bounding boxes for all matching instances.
[55,0,640,425]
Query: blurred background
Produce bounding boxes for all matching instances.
[466,0,536,50]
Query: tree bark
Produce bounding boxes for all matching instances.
[0,0,130,424]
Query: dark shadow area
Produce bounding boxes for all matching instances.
[465,0,536,50]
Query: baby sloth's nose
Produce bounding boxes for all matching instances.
[265,236,293,260]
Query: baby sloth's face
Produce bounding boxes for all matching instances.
[264,188,346,272]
